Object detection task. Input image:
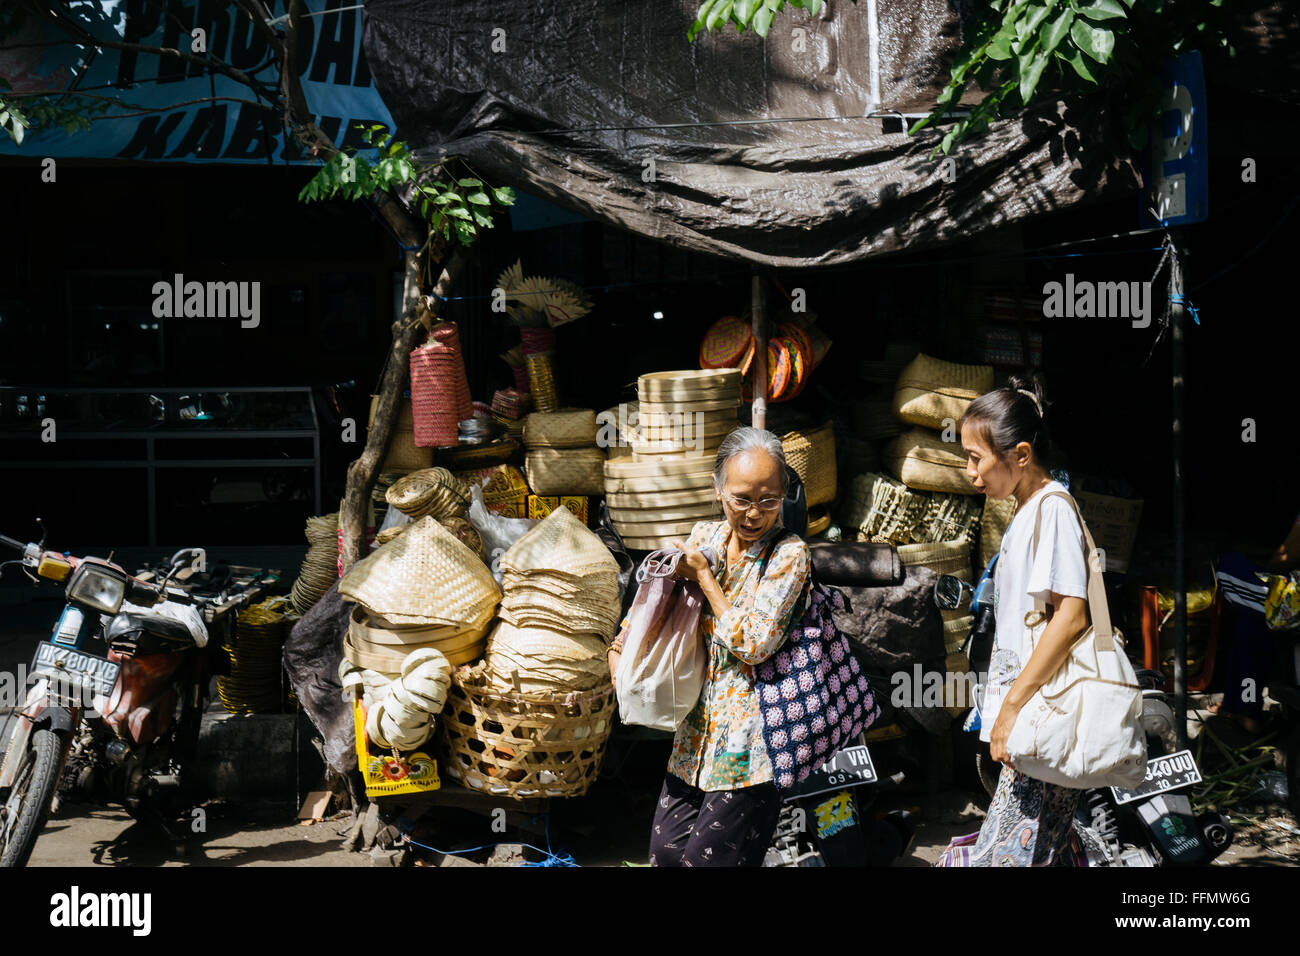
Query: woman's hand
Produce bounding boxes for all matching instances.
[989,701,1021,767]
[669,539,712,584]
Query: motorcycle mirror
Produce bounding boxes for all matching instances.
[169,547,203,570]
[35,516,47,549]
[933,575,970,610]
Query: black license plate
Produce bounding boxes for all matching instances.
[29,641,120,701]
[786,745,878,800]
[1109,749,1203,806]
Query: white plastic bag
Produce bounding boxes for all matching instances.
[615,575,707,731]
[465,483,539,584]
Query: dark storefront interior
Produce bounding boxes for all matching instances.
[0,79,1295,579]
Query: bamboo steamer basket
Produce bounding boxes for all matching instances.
[606,488,719,509]
[605,455,716,479]
[637,407,738,426]
[638,368,741,395]
[608,503,721,523]
[604,473,715,495]
[639,397,740,415]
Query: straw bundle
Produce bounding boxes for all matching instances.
[840,473,930,545]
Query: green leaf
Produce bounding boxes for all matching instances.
[471,207,494,227]
[735,0,760,22]
[1076,0,1126,20]
[753,0,778,36]
[1070,20,1114,62]
[1040,8,1073,56]
[1019,51,1050,103]
[1020,3,1053,43]
[987,27,1015,60]
[1061,45,1097,82]
[446,206,472,220]
[457,177,483,188]
[492,186,516,205]
[466,190,491,205]
[706,0,731,31]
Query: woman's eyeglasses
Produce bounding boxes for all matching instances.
[721,492,783,513]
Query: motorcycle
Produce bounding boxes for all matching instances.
[933,566,1233,867]
[764,735,914,867]
[0,526,269,866]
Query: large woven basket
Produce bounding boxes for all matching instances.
[523,408,598,449]
[885,427,978,496]
[369,397,432,472]
[437,672,614,800]
[893,353,995,431]
[897,539,972,580]
[979,495,1017,569]
[526,446,606,496]
[781,422,837,507]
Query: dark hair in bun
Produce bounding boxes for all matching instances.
[958,372,1054,468]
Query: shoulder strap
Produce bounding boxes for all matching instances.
[757,529,798,577]
[1029,490,1115,650]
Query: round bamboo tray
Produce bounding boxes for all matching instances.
[606,488,719,509]
[604,473,716,495]
[438,674,613,799]
[639,397,741,415]
[605,456,717,478]
[608,503,721,523]
[639,369,741,392]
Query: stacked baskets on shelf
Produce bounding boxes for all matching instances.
[603,369,738,551]
[290,513,340,615]
[522,408,605,497]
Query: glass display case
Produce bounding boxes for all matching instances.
[0,387,321,547]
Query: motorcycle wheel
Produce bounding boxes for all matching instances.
[0,728,68,868]
[976,745,1002,800]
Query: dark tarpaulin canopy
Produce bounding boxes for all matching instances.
[362,0,1143,267]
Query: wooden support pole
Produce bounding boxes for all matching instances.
[751,268,767,431]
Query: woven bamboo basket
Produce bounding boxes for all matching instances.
[885,427,978,496]
[525,352,560,412]
[893,353,995,431]
[523,408,598,449]
[897,539,972,580]
[525,447,606,496]
[980,495,1017,569]
[781,422,837,507]
[368,397,432,472]
[437,672,614,799]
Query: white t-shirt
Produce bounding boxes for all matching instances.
[979,482,1089,743]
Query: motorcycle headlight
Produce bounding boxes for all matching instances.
[66,561,129,615]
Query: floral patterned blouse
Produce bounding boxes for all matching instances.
[620,520,811,792]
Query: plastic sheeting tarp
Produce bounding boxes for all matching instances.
[363,0,1142,267]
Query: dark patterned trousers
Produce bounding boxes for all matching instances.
[649,773,783,867]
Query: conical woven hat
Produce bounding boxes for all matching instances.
[483,621,609,693]
[340,515,500,627]
[500,505,618,576]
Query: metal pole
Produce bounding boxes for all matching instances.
[1169,232,1188,749]
[750,268,767,431]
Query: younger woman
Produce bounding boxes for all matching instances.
[955,374,1091,867]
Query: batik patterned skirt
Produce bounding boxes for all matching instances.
[940,765,1083,867]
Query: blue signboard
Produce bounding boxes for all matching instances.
[0,0,393,164]
[1140,51,1208,227]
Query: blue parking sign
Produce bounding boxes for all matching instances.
[1141,51,1209,227]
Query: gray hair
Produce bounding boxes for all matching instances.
[713,426,789,492]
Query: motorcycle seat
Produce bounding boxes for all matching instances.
[106,602,208,650]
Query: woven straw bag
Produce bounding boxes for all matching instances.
[523,408,598,449]
[781,422,837,507]
[893,354,995,430]
[368,397,432,472]
[886,427,978,496]
[897,539,972,580]
[526,447,606,496]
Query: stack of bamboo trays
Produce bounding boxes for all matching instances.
[604,369,740,550]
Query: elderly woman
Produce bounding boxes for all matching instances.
[608,426,811,867]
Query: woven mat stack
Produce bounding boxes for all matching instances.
[604,369,736,551]
[219,597,299,714]
[483,506,620,694]
[522,408,605,497]
[340,516,500,683]
[290,513,340,615]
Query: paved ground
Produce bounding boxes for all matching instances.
[4,591,1297,868]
